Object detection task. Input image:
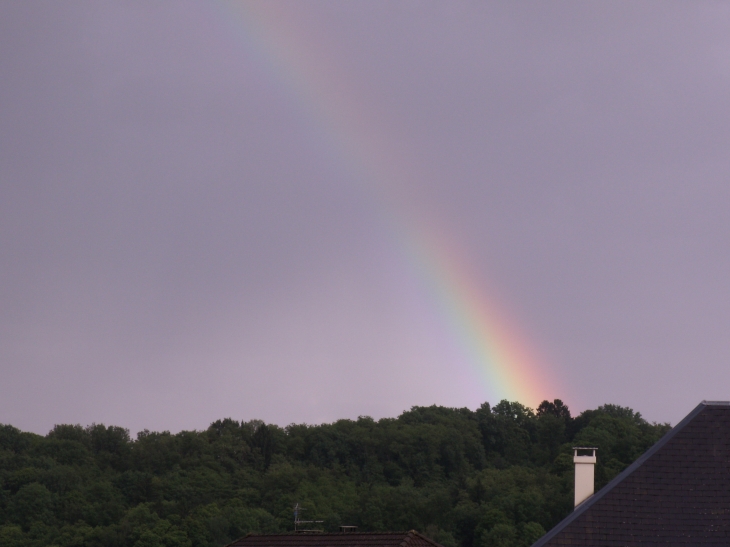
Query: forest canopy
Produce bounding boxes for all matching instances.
[0,401,670,547]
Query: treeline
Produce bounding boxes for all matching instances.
[0,400,670,547]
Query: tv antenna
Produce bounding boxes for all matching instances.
[293,503,324,532]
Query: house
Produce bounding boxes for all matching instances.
[227,530,445,547]
[533,400,730,546]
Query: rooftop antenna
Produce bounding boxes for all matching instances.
[293,503,324,532]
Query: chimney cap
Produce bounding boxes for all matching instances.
[573,447,597,460]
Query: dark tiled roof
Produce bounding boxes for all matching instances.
[227,531,443,547]
[534,401,730,547]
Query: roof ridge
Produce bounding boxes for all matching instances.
[408,530,445,547]
[399,531,414,547]
[225,530,445,547]
[531,401,710,547]
[232,531,420,538]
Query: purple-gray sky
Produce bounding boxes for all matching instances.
[2,1,730,435]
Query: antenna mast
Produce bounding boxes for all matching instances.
[293,503,324,532]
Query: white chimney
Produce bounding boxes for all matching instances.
[573,447,597,508]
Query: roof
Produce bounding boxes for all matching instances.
[533,401,730,546]
[227,531,444,547]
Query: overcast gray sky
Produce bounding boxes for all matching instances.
[2,1,730,435]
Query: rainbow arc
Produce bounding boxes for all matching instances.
[217,1,558,407]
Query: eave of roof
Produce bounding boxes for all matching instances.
[531,400,730,547]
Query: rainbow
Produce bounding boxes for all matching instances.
[216,1,558,407]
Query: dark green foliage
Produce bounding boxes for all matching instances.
[0,402,670,547]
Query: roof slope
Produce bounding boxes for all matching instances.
[533,401,730,546]
[227,531,444,547]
